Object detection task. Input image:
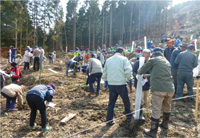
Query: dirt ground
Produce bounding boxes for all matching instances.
[0,53,200,138]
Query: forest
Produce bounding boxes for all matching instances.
[2,0,176,51]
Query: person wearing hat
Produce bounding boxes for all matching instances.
[175,45,198,100]
[10,45,18,62]
[102,47,133,126]
[1,84,24,111]
[33,46,41,71]
[24,48,33,70]
[138,47,174,137]
[133,49,151,121]
[65,59,79,77]
[99,50,107,67]
[164,39,175,61]
[26,83,56,133]
[7,62,22,84]
[170,43,187,95]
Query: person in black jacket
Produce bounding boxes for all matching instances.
[132,49,151,121]
[26,83,56,133]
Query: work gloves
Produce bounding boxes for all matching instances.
[129,80,133,86]
[104,81,108,89]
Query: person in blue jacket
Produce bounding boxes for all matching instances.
[10,45,18,62]
[147,40,152,49]
[26,83,56,133]
[174,37,181,48]
[65,60,79,77]
[133,49,151,121]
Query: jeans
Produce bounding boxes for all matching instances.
[33,57,40,71]
[89,73,102,94]
[176,71,194,99]
[49,57,53,64]
[1,92,16,109]
[11,55,16,62]
[106,85,132,124]
[26,94,47,129]
[24,62,30,70]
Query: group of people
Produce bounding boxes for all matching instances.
[1,39,198,136]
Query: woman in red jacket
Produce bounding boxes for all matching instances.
[8,62,22,84]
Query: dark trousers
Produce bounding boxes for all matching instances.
[33,57,40,71]
[171,68,178,94]
[1,92,16,109]
[11,55,16,62]
[176,71,194,99]
[89,73,102,94]
[106,85,131,123]
[24,62,30,70]
[26,94,47,128]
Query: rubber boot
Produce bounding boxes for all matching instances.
[139,105,145,122]
[42,126,52,133]
[144,117,159,138]
[160,112,170,129]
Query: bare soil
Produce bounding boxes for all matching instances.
[0,53,199,138]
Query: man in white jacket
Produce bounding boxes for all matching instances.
[88,58,103,96]
[24,48,33,70]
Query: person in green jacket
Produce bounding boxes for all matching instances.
[138,47,174,138]
[175,45,198,100]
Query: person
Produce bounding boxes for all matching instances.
[136,46,142,53]
[82,64,88,74]
[85,52,90,63]
[1,84,24,111]
[99,50,107,67]
[90,52,97,58]
[26,83,56,133]
[0,72,5,89]
[10,45,18,62]
[24,48,33,70]
[8,48,11,63]
[39,47,45,69]
[53,51,56,59]
[174,37,181,48]
[65,60,79,77]
[170,44,187,95]
[49,52,54,64]
[138,47,174,137]
[175,45,198,100]
[88,58,103,96]
[147,40,152,49]
[7,62,22,84]
[33,46,41,71]
[102,47,133,126]
[133,49,151,121]
[164,39,175,61]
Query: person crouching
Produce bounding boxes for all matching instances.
[26,83,56,133]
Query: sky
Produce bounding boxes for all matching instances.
[60,0,189,22]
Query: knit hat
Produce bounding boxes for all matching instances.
[152,47,163,54]
[48,83,56,90]
[180,43,188,48]
[11,62,17,67]
[188,44,195,50]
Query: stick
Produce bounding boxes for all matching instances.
[61,113,76,123]
[48,68,58,74]
[129,84,134,111]
[144,36,147,49]
[195,79,199,122]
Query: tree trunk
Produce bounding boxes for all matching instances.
[73,13,76,50]
[101,8,104,47]
[43,20,46,47]
[15,18,18,48]
[129,2,133,44]
[64,24,68,46]
[89,16,91,50]
[109,3,112,47]
[105,16,107,47]
[138,2,140,40]
[20,22,22,54]
[26,15,28,46]
[92,20,95,50]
